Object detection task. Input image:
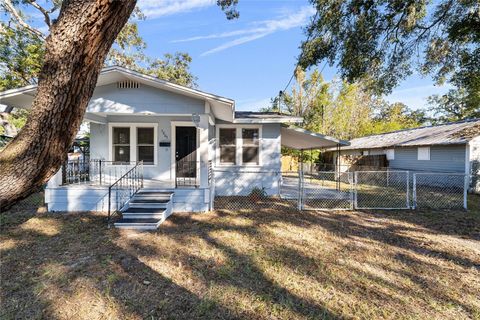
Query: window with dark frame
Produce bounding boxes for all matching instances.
[219,128,236,164]
[242,128,259,164]
[112,127,130,163]
[137,127,155,164]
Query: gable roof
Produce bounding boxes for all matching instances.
[337,119,480,150]
[0,66,305,124]
[0,66,234,106]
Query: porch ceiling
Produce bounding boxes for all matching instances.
[280,126,349,150]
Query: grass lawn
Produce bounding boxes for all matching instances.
[1,195,479,319]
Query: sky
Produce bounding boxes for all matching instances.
[16,0,451,112]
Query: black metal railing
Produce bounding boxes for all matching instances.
[62,159,137,186]
[175,156,199,187]
[107,161,144,227]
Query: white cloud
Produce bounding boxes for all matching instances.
[138,0,215,18]
[174,6,316,56]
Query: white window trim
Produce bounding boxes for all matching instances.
[417,146,430,161]
[215,124,262,167]
[108,123,158,166]
[385,149,395,160]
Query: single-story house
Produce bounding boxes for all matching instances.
[323,119,480,191]
[0,66,348,228]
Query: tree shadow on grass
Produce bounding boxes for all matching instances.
[2,201,479,319]
[196,205,480,317]
[1,210,339,319]
[0,213,247,319]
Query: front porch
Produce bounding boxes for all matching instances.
[45,159,213,214]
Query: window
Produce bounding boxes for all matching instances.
[137,127,154,164]
[362,150,369,156]
[242,128,259,164]
[110,124,157,165]
[112,127,130,163]
[219,128,236,164]
[418,147,430,160]
[385,149,395,160]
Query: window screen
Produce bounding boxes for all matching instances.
[219,128,236,164]
[112,127,130,163]
[242,128,259,164]
[137,127,154,164]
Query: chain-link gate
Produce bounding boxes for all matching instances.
[413,173,467,210]
[300,171,354,210]
[354,171,410,209]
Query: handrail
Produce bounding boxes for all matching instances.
[107,161,143,227]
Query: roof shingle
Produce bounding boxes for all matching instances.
[338,119,480,150]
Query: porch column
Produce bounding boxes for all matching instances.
[199,114,209,189]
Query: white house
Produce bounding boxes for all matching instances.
[0,66,348,229]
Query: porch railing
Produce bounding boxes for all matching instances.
[175,157,200,188]
[62,159,137,186]
[107,161,144,227]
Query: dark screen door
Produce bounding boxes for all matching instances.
[175,126,197,178]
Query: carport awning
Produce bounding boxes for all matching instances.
[280,126,349,150]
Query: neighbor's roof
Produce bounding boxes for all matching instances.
[281,126,349,150]
[336,119,480,150]
[233,111,303,124]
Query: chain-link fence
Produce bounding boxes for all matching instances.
[213,170,298,211]
[5,170,470,214]
[4,170,469,213]
[1,189,46,214]
[413,173,467,210]
[212,169,473,211]
[301,172,354,210]
[355,171,410,209]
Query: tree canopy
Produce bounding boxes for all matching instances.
[273,67,425,141]
[299,0,479,121]
[0,6,197,90]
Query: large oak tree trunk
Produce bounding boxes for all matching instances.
[0,0,137,211]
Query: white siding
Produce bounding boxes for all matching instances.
[87,83,205,114]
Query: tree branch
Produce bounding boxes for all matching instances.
[3,0,45,40]
[26,0,51,28]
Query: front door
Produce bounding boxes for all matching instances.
[175,126,197,185]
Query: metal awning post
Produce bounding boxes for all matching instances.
[298,149,304,210]
[336,143,340,191]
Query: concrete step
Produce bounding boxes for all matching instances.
[129,198,170,208]
[137,190,174,194]
[122,207,166,219]
[114,189,174,229]
[137,190,175,195]
[114,218,161,230]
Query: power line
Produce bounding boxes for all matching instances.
[280,10,319,96]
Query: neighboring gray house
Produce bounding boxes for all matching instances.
[0,66,347,229]
[325,119,480,191]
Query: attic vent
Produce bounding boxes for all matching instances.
[117,81,139,89]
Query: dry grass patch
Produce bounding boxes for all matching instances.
[1,195,479,319]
